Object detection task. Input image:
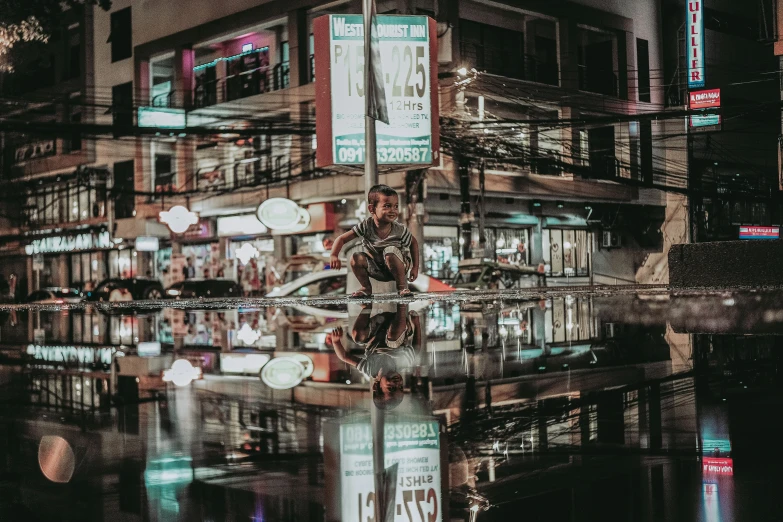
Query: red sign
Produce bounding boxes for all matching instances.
[703,457,733,476]
[179,220,215,240]
[689,89,721,109]
[739,225,780,240]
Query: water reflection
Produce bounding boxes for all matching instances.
[0,291,780,521]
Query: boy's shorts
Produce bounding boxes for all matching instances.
[365,246,412,282]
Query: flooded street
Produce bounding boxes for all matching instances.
[0,291,780,521]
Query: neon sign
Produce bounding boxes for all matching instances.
[687,1,705,88]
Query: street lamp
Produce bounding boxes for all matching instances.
[162,359,202,387]
[159,205,198,234]
[256,198,311,232]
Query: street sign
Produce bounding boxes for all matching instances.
[337,419,442,522]
[314,15,439,167]
[689,88,721,131]
[689,88,720,109]
[739,225,779,240]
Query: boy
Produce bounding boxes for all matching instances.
[328,303,421,410]
[330,184,419,297]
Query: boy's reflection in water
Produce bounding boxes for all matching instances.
[330,303,422,410]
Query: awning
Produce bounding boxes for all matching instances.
[114,218,171,239]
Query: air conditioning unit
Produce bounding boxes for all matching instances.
[601,230,622,249]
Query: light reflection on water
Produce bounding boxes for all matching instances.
[0,290,780,521]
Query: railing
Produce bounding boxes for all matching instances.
[194,63,291,109]
[151,90,175,108]
[459,42,559,86]
[196,158,293,192]
[577,65,619,97]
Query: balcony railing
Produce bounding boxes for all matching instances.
[459,43,559,86]
[196,157,294,192]
[194,63,291,109]
[577,66,619,97]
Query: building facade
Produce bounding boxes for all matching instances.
[1,0,693,298]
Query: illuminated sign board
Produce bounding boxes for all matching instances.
[689,88,721,129]
[216,214,268,237]
[26,344,120,368]
[739,225,779,240]
[220,353,270,374]
[314,15,439,167]
[703,457,734,476]
[25,230,111,255]
[687,0,705,89]
[137,341,162,357]
[135,236,160,252]
[690,113,720,128]
[137,107,186,129]
[260,357,306,389]
[689,89,720,109]
[339,420,442,522]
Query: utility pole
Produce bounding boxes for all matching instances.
[363,0,378,197]
[406,169,426,265]
[458,156,473,259]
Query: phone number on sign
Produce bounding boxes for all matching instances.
[336,146,431,164]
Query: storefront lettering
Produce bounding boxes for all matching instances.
[25,231,111,255]
[26,344,119,367]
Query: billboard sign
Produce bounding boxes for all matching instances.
[703,457,734,476]
[314,15,439,167]
[689,89,720,109]
[689,113,720,128]
[739,225,779,240]
[689,88,721,129]
[687,0,705,89]
[339,420,442,522]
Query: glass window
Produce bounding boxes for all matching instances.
[545,229,593,276]
[110,7,132,62]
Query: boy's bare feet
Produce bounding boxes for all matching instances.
[350,288,372,298]
[398,288,413,297]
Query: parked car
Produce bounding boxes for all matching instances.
[266,268,454,317]
[25,287,84,304]
[86,278,165,302]
[452,259,545,290]
[165,279,242,299]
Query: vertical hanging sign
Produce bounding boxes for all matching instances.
[687,0,705,89]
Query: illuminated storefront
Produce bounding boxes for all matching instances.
[23,229,152,290]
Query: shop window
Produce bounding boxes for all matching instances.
[424,227,460,281]
[72,252,106,290]
[109,7,132,62]
[545,297,596,344]
[543,229,593,276]
[110,250,137,279]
